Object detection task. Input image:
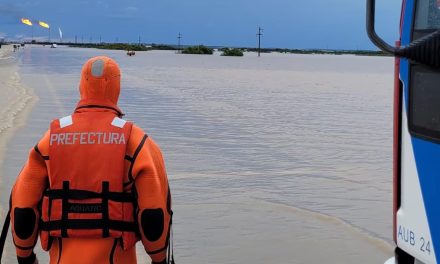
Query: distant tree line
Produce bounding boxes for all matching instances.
[64,42,389,57]
[181,45,213,55]
[244,47,390,56]
[180,46,244,56]
[220,48,244,56]
[68,43,178,51]
[69,43,150,51]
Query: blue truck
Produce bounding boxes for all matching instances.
[368,0,440,263]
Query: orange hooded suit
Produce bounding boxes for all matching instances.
[10,56,172,264]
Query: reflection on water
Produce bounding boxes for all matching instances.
[1,46,394,264]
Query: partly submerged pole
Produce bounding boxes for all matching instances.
[257,27,263,57]
[177,32,182,52]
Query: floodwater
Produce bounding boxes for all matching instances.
[0,46,394,263]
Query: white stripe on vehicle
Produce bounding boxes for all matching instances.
[397,90,436,264]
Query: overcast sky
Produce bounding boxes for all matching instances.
[0,0,401,50]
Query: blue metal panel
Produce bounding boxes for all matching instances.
[401,0,440,261]
[401,0,414,46]
[412,137,440,261]
[400,0,412,112]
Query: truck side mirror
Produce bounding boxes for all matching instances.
[367,0,440,68]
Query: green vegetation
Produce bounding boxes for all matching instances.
[150,44,177,50]
[68,43,179,51]
[63,41,389,57]
[69,43,150,51]
[221,48,244,57]
[181,45,213,55]
[244,47,390,56]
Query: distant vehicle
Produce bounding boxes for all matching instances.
[367,0,440,263]
[127,50,135,56]
[51,43,57,48]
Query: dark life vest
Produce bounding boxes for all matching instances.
[40,111,139,250]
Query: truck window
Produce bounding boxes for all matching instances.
[414,0,440,31]
[409,65,440,142]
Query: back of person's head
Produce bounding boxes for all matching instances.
[79,56,121,107]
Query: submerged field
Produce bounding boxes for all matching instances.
[0,46,394,263]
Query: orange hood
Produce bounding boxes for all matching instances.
[75,56,123,116]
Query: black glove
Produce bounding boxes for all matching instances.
[152,260,167,264]
[17,252,38,264]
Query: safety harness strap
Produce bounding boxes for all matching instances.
[43,189,134,203]
[0,209,10,262]
[102,182,110,238]
[42,181,137,237]
[39,219,137,233]
[0,195,12,262]
[167,210,175,264]
[61,182,69,237]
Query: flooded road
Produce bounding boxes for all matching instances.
[1,46,394,263]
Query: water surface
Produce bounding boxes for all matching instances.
[1,46,394,263]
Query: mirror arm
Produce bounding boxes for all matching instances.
[366,0,398,54]
[367,0,440,68]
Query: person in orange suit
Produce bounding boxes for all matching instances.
[9,56,172,264]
